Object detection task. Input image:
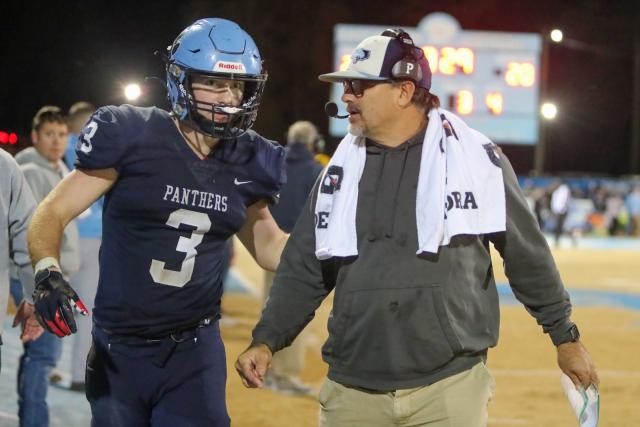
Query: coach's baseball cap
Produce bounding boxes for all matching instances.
[318,33,432,90]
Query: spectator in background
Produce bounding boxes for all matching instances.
[0,149,43,373]
[605,190,626,236]
[268,121,324,231]
[551,181,572,247]
[313,133,331,167]
[591,185,608,215]
[14,106,80,427]
[532,187,549,231]
[262,120,323,396]
[64,101,99,392]
[625,185,640,236]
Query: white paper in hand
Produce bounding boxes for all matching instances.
[560,373,600,427]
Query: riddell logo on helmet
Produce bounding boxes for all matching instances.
[214,61,246,73]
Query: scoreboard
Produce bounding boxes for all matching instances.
[328,13,542,145]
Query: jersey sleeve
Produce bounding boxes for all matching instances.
[74,106,131,171]
[254,138,287,204]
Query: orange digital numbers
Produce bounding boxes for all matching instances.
[339,54,352,72]
[338,47,476,76]
[455,48,474,74]
[485,93,503,115]
[421,46,439,74]
[439,47,458,75]
[422,46,474,75]
[456,90,473,115]
[437,47,474,75]
[505,62,535,87]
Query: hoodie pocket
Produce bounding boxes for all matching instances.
[331,285,463,378]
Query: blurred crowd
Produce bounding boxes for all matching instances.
[522,178,640,238]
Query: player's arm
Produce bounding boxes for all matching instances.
[236,200,288,272]
[29,168,117,265]
[28,168,117,338]
[237,179,330,388]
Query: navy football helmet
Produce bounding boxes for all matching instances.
[166,18,267,139]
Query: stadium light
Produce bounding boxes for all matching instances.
[541,102,558,120]
[124,83,142,101]
[550,29,563,43]
[543,28,639,173]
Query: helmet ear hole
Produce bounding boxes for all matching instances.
[171,42,180,56]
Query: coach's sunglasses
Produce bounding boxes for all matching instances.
[342,79,391,97]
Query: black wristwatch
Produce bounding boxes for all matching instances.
[556,324,580,346]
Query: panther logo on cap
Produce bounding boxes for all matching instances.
[352,49,371,64]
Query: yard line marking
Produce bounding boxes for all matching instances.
[491,369,640,378]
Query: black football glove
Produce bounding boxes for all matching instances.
[32,268,89,338]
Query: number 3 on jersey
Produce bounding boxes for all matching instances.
[79,121,98,154]
[149,209,211,287]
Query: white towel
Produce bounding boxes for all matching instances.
[314,108,506,260]
[560,373,599,427]
[314,133,366,259]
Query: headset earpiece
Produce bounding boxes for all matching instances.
[391,59,422,82]
[382,28,423,84]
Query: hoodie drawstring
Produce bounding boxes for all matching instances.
[368,149,387,241]
[386,143,410,239]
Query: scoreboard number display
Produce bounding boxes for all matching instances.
[328,12,541,145]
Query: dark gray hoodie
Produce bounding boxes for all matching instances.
[253,127,573,391]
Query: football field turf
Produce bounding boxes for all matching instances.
[223,239,640,426]
[1,238,638,426]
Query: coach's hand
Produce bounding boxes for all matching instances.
[32,268,89,338]
[235,343,273,388]
[557,341,599,389]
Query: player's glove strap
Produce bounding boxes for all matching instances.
[32,269,89,338]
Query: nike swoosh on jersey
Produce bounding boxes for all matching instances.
[234,178,253,185]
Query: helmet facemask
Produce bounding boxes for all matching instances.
[167,63,267,139]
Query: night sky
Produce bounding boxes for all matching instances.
[1,0,638,176]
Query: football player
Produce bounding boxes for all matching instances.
[27,18,288,426]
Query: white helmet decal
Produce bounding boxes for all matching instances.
[213,61,247,73]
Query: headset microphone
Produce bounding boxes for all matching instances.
[324,102,349,119]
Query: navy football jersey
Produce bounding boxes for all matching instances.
[75,105,286,337]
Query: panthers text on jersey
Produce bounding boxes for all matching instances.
[75,105,286,337]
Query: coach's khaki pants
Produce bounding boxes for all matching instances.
[319,362,495,427]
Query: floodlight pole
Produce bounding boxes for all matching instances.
[534,32,549,176]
